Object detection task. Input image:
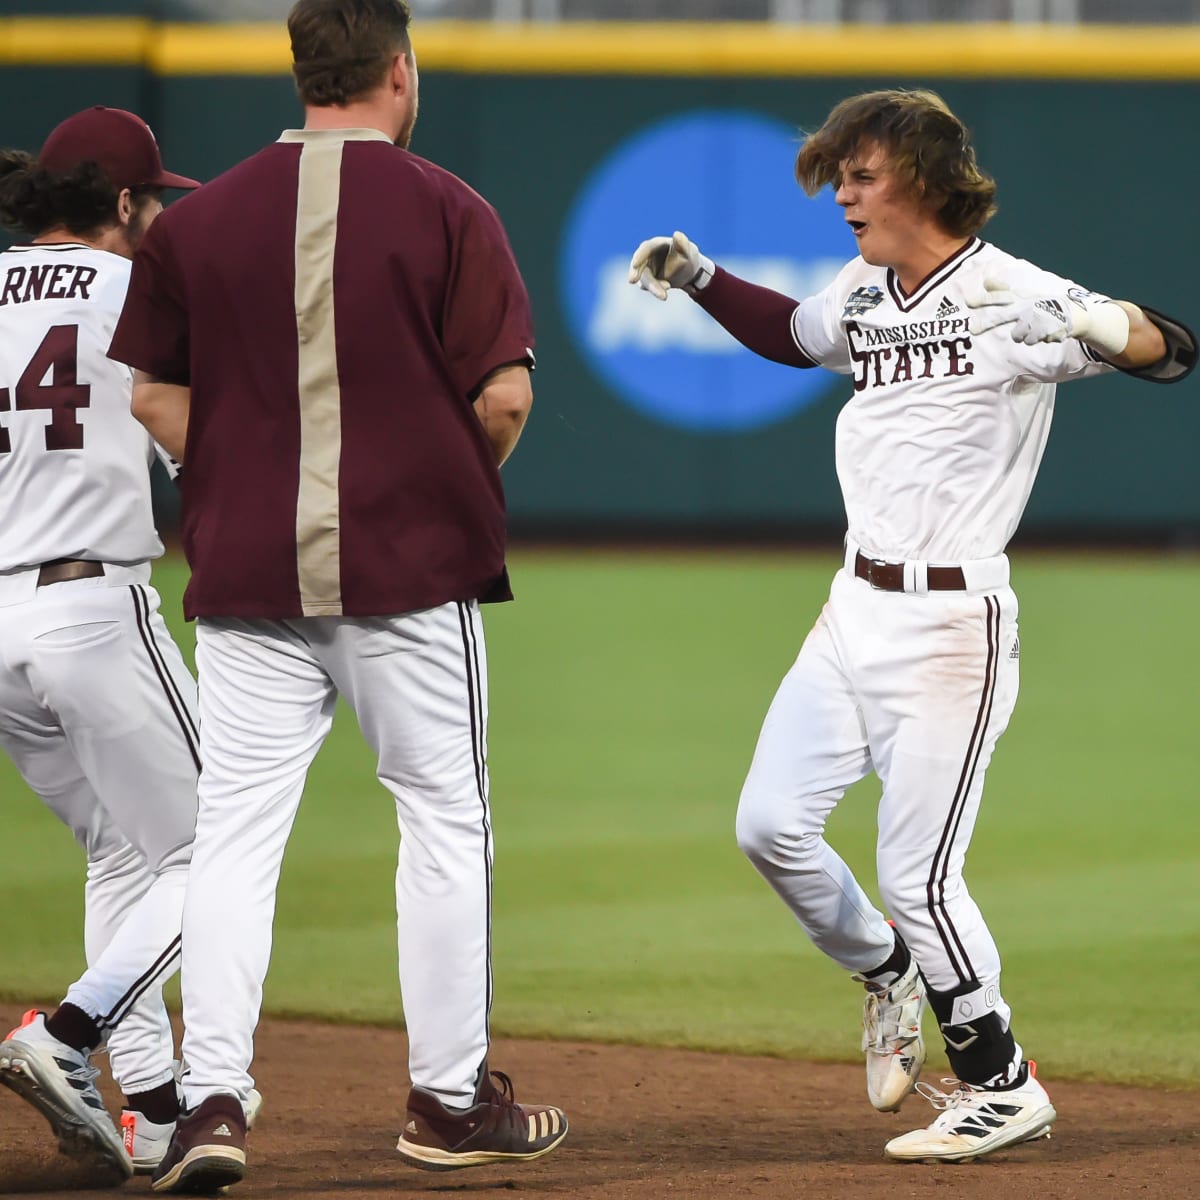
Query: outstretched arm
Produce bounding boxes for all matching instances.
[967,279,1197,382]
[693,268,817,368]
[1108,302,1167,369]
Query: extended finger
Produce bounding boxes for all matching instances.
[636,268,669,301]
[965,276,1018,308]
[965,286,1017,310]
[628,236,671,283]
[968,309,1020,336]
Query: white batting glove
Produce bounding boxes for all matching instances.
[627,230,714,301]
[966,277,1130,357]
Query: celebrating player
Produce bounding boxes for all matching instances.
[0,108,201,1180]
[108,0,567,1192]
[629,89,1194,1163]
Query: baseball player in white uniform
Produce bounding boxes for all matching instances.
[629,88,1194,1163]
[0,107,203,1182]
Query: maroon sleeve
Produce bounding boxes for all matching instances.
[442,190,534,398]
[107,214,191,384]
[693,266,817,369]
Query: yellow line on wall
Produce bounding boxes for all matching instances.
[3,17,1200,79]
[0,16,151,65]
[411,21,1200,80]
[150,22,288,74]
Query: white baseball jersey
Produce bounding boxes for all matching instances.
[0,243,163,571]
[0,241,196,1099]
[790,237,1115,562]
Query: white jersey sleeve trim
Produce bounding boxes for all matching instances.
[790,263,858,375]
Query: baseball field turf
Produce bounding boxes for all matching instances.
[2,548,1197,1090]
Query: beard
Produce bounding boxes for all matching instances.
[395,98,418,149]
[124,194,163,253]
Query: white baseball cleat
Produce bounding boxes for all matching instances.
[0,1010,132,1182]
[123,1085,262,1173]
[884,1060,1056,1163]
[854,957,927,1111]
[121,1109,177,1173]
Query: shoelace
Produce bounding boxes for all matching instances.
[482,1069,534,1138]
[913,1076,1032,1136]
[861,984,916,1052]
[58,1052,104,1102]
[486,1070,518,1109]
[862,992,884,1051]
[914,1077,977,1111]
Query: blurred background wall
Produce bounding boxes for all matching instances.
[2,2,1197,543]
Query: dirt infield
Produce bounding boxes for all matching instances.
[1,1014,1195,1199]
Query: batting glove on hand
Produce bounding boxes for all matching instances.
[627,230,714,301]
[966,277,1130,356]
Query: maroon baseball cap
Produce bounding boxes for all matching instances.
[38,106,200,191]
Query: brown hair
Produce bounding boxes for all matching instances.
[794,89,997,238]
[288,0,412,108]
[0,150,156,237]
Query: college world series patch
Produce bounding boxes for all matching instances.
[842,285,885,317]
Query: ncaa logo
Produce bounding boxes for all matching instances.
[560,110,852,433]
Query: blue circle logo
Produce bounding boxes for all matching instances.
[560,110,853,433]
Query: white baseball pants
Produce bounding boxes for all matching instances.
[180,601,493,1110]
[736,566,1021,1024]
[0,572,198,1093]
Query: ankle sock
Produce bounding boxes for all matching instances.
[44,1003,101,1053]
[124,1080,180,1124]
[861,928,912,988]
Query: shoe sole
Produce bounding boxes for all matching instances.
[396,1126,568,1172]
[1021,1122,1054,1145]
[885,1105,1057,1163]
[0,1051,132,1182]
[152,1146,246,1194]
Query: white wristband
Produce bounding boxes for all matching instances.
[1073,299,1130,358]
[682,255,716,295]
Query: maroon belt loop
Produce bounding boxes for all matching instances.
[853,551,966,593]
[36,559,106,587]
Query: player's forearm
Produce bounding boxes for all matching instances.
[1104,302,1168,369]
[473,364,532,466]
[131,372,190,462]
[693,267,816,367]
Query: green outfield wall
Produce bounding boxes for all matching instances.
[3,17,1198,536]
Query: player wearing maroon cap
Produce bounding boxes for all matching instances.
[0,108,202,1183]
[109,1,567,1192]
[36,106,201,196]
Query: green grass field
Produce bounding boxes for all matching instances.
[3,549,1198,1088]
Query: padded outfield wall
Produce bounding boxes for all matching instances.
[2,13,1199,539]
